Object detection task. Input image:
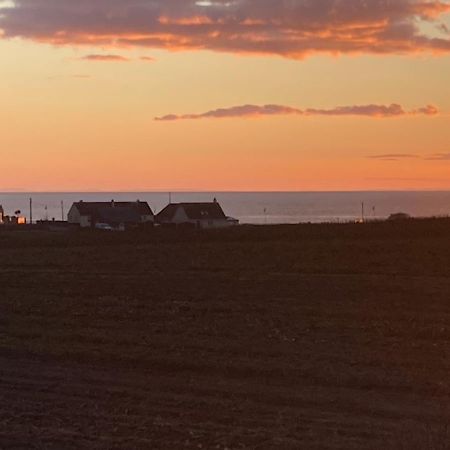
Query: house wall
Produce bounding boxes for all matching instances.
[69,203,154,228]
[141,214,154,223]
[198,219,232,229]
[80,216,92,228]
[67,206,81,224]
[162,207,232,228]
[172,207,190,223]
[68,206,91,227]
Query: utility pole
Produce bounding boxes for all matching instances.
[29,197,33,225]
[361,202,365,223]
[61,201,64,221]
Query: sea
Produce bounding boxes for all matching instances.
[1,192,450,225]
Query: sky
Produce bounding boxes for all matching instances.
[1,0,450,191]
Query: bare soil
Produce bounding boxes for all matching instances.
[1,220,450,449]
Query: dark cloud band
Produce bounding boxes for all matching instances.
[1,1,450,58]
[81,54,129,61]
[154,103,439,121]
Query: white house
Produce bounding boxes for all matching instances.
[68,200,154,228]
[156,201,238,228]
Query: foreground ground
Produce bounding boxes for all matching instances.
[1,220,450,449]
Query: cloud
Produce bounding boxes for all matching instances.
[368,153,420,161]
[46,73,91,80]
[154,103,439,121]
[156,104,304,121]
[1,1,450,59]
[411,104,440,115]
[80,54,156,62]
[80,54,129,62]
[368,152,450,161]
[438,23,450,33]
[424,152,450,160]
[366,176,448,182]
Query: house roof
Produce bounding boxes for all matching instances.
[72,201,153,217]
[97,207,142,224]
[157,202,227,221]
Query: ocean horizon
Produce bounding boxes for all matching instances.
[1,191,450,225]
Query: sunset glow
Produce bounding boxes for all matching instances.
[1,0,450,191]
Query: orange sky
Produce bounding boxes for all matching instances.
[1,1,450,191]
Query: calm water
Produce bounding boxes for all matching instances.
[1,192,450,225]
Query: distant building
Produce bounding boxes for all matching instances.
[388,212,411,221]
[68,200,154,228]
[2,215,26,225]
[0,206,26,225]
[156,201,238,228]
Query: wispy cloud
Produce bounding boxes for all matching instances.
[369,152,450,161]
[424,152,450,160]
[366,176,449,182]
[368,153,420,161]
[79,54,156,63]
[46,74,91,80]
[438,23,450,34]
[154,103,439,121]
[81,54,129,62]
[1,1,450,59]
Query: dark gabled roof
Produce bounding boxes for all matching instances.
[157,202,227,221]
[183,203,227,220]
[72,201,153,217]
[156,204,178,221]
[97,207,142,224]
